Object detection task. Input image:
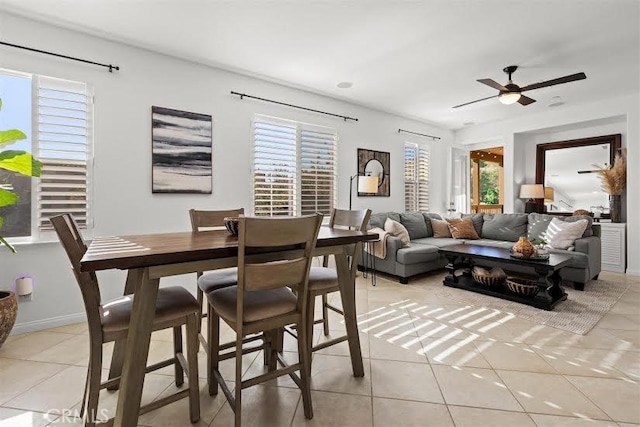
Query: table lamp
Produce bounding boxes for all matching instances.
[520,184,544,213]
[350,174,378,210]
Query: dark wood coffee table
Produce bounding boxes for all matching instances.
[438,244,573,311]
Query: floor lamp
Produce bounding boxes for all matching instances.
[350,175,379,210]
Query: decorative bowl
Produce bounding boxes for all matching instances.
[224,217,239,236]
[472,266,506,287]
[506,277,539,297]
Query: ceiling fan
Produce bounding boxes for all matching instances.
[453,65,586,108]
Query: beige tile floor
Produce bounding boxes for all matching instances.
[0,271,638,426]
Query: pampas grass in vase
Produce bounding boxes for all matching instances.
[595,150,626,222]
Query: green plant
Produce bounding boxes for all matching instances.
[0,98,42,253]
[530,238,547,247]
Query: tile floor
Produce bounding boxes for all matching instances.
[1,271,638,426]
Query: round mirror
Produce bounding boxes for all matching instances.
[364,159,384,187]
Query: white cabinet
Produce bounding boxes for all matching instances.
[595,223,626,273]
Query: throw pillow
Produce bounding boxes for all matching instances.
[384,218,411,247]
[422,213,442,237]
[462,213,484,237]
[431,218,452,238]
[447,218,480,239]
[546,217,588,250]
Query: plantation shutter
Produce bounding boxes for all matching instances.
[35,76,92,230]
[300,124,337,216]
[404,143,430,212]
[252,117,297,216]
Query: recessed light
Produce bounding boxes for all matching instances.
[463,121,475,126]
[548,96,565,108]
[336,82,353,89]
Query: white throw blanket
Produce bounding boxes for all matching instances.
[365,227,390,259]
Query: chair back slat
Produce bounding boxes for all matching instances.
[244,258,308,292]
[51,214,103,337]
[236,214,323,325]
[189,208,244,231]
[330,209,371,231]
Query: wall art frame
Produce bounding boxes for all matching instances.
[357,148,390,197]
[151,106,213,193]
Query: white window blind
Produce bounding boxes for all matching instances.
[252,115,337,217]
[404,143,430,212]
[35,76,92,230]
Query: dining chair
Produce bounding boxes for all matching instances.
[206,214,323,426]
[51,214,200,426]
[189,208,244,333]
[293,209,371,370]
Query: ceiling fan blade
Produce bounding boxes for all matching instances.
[452,95,499,109]
[577,170,599,174]
[520,72,586,92]
[477,78,508,91]
[518,95,536,106]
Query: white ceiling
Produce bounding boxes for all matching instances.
[2,1,639,130]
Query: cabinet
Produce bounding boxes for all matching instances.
[595,223,626,273]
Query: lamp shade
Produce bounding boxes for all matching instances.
[544,187,555,203]
[358,175,378,194]
[519,184,544,199]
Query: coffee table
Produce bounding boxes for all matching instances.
[438,244,573,311]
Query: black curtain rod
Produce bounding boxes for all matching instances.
[398,128,441,140]
[0,41,120,72]
[231,91,358,122]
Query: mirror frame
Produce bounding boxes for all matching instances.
[535,134,621,213]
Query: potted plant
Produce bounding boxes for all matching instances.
[0,97,42,348]
[595,151,626,223]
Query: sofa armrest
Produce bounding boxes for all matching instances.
[574,236,601,277]
[386,236,403,261]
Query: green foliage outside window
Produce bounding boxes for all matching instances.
[0,98,42,253]
[479,160,500,205]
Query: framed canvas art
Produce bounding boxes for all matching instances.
[151,106,212,193]
[357,148,390,197]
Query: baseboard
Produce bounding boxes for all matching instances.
[11,312,86,336]
[626,269,640,277]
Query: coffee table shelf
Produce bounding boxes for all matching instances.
[439,244,572,311]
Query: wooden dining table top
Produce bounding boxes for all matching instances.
[80,226,379,273]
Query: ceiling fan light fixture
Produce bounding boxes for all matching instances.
[499,91,521,105]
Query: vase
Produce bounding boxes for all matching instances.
[0,291,17,349]
[512,237,536,258]
[609,195,622,223]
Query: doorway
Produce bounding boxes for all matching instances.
[470,147,504,214]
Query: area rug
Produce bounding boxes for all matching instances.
[435,279,630,335]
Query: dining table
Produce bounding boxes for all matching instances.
[80,225,377,427]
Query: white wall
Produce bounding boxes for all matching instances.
[456,94,639,275]
[0,13,453,332]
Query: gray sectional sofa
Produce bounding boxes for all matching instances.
[363,211,601,290]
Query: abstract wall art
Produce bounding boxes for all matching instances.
[357,148,390,197]
[151,106,212,193]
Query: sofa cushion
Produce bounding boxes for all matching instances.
[447,218,480,240]
[396,243,440,264]
[412,237,462,249]
[528,213,594,240]
[400,212,429,239]
[462,213,484,237]
[546,217,589,250]
[431,218,452,238]
[464,239,515,250]
[369,212,401,230]
[481,214,528,242]
[384,218,410,247]
[546,247,589,268]
[422,213,442,237]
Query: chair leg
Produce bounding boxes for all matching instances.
[85,342,103,427]
[107,338,126,391]
[297,315,314,420]
[234,333,243,427]
[321,294,330,336]
[196,287,204,334]
[79,365,90,419]
[186,314,201,423]
[305,292,316,377]
[173,326,184,387]
[208,303,220,396]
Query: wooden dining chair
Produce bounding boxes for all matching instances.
[51,214,200,426]
[206,214,323,426]
[294,209,371,368]
[189,208,244,332]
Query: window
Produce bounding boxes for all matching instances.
[404,142,430,211]
[252,115,337,217]
[0,68,92,242]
